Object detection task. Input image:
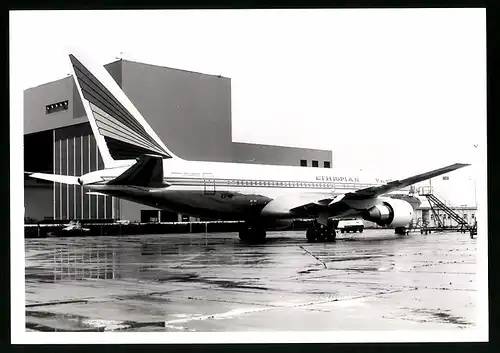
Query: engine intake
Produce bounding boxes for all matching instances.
[363,198,414,227]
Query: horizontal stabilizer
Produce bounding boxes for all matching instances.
[86,191,108,196]
[107,154,166,188]
[28,172,80,185]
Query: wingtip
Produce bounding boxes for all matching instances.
[447,162,471,169]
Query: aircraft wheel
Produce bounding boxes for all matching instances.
[239,227,250,241]
[326,229,336,242]
[248,226,266,244]
[306,228,316,243]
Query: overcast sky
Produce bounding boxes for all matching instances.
[10,9,485,205]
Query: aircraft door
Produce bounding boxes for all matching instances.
[203,173,216,195]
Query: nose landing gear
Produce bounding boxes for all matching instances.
[395,227,409,235]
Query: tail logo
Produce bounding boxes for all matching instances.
[69,54,171,160]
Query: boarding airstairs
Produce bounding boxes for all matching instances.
[417,186,476,238]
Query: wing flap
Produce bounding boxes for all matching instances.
[261,192,334,217]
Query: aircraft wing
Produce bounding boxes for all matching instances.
[344,163,470,200]
[263,163,470,218]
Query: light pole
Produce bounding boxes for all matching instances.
[473,144,478,208]
[473,178,477,207]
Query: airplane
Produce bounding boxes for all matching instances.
[27,51,470,243]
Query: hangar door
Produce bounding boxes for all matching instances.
[203,173,216,195]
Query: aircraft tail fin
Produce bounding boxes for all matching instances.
[67,49,181,169]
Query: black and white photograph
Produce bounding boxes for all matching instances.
[10,8,488,343]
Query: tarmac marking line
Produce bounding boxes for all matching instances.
[299,246,327,269]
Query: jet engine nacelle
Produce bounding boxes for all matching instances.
[362,198,414,227]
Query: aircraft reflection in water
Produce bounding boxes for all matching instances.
[50,244,119,282]
[36,231,415,285]
[46,239,219,282]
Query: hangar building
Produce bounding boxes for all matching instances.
[24,59,332,223]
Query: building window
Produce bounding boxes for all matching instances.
[324,161,331,168]
[46,100,68,114]
[300,159,307,167]
[312,160,319,168]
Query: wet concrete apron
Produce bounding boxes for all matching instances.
[25,230,477,332]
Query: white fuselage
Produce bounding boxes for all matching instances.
[82,158,406,220]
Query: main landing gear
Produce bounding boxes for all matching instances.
[239,223,267,244]
[306,221,336,243]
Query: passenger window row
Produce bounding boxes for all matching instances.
[224,180,379,189]
[226,180,335,188]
